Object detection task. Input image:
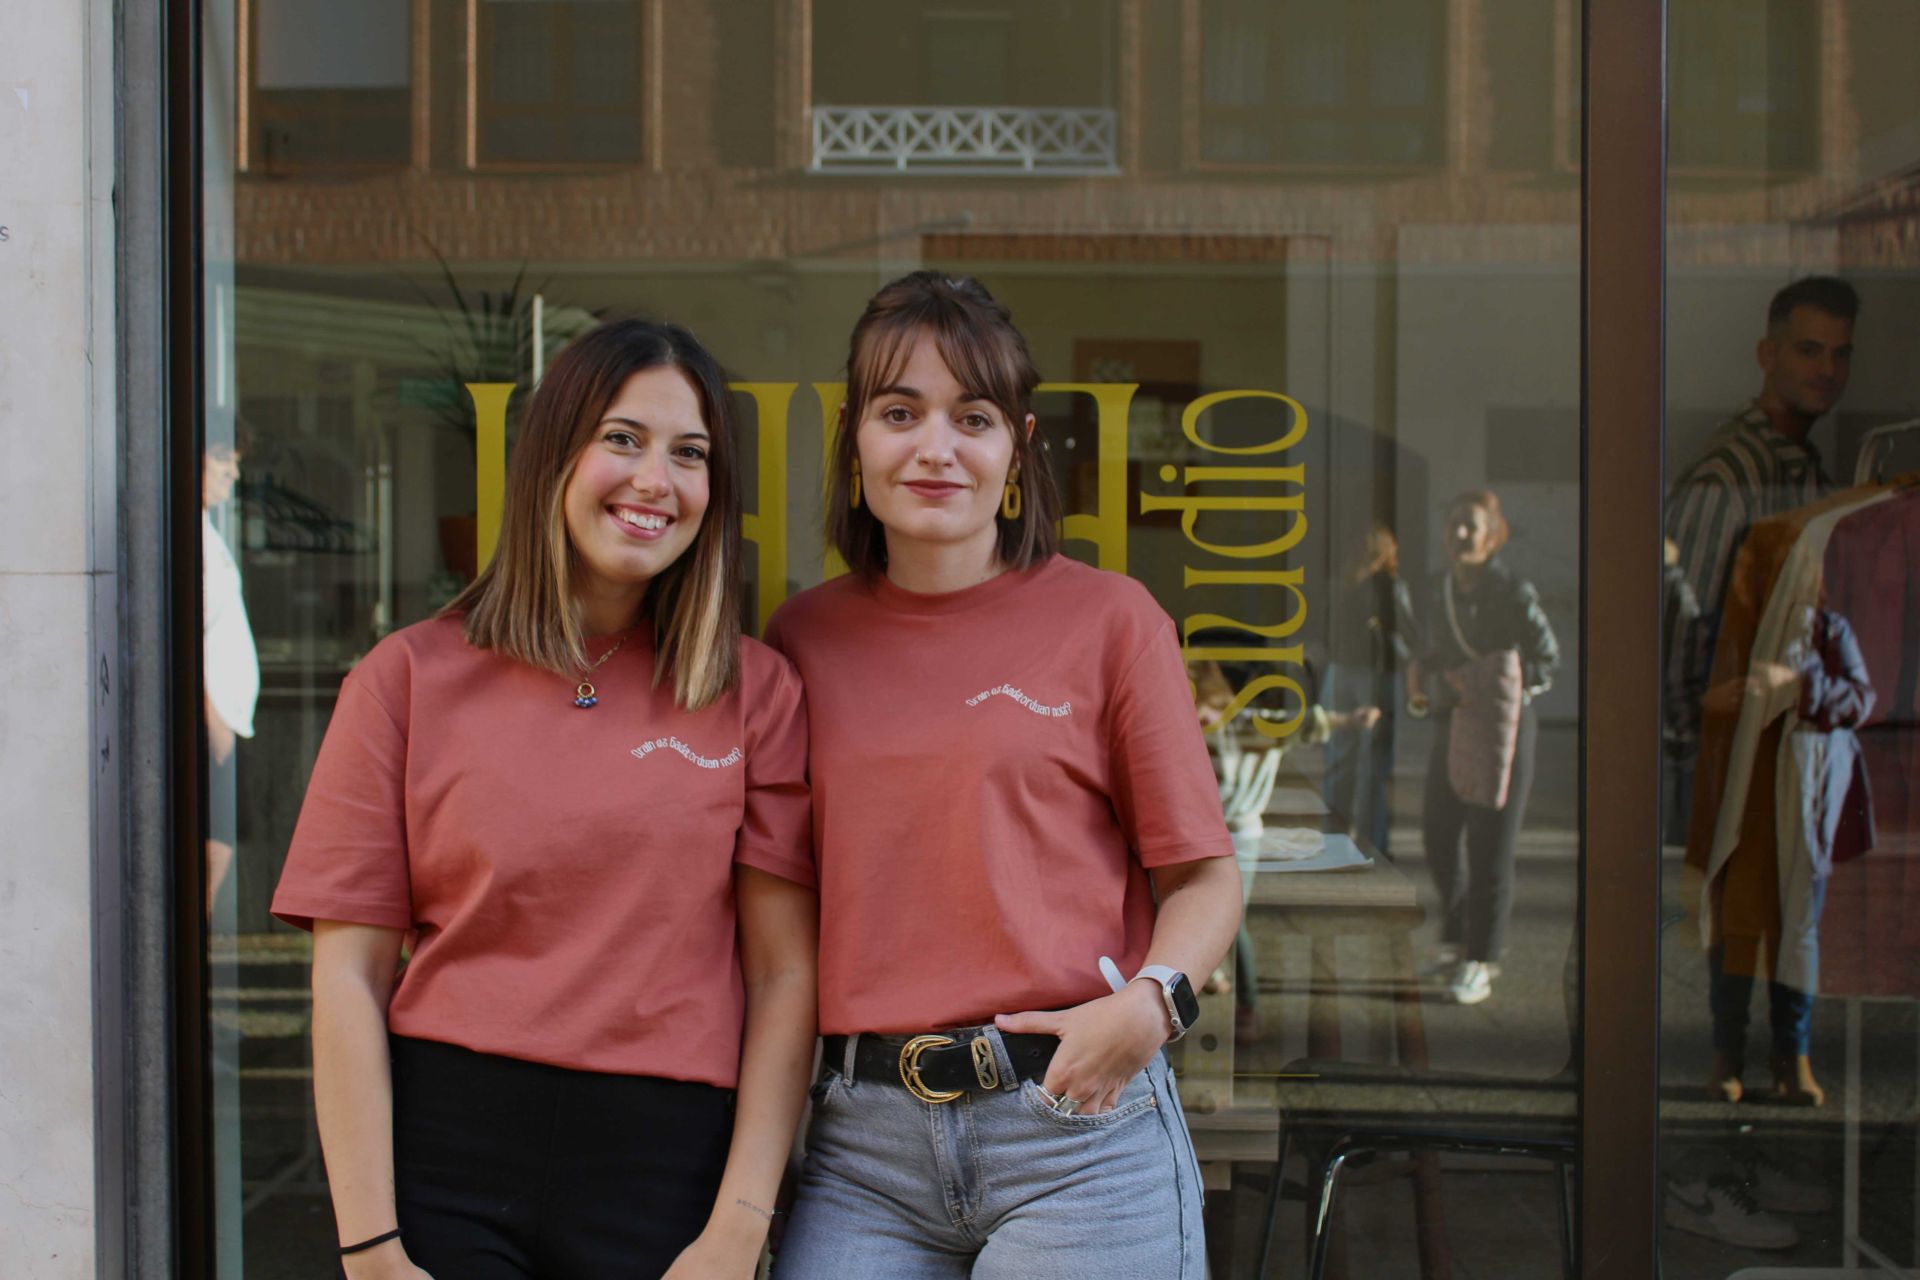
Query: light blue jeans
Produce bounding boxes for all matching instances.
[775,1027,1205,1279]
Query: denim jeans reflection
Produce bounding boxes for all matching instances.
[775,1027,1204,1279]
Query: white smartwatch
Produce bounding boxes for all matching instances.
[1100,956,1200,1042]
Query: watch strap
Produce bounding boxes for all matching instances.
[1130,965,1190,1041]
[1134,964,1182,988]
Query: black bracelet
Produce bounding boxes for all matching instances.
[338,1228,402,1257]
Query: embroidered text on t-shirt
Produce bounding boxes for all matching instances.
[630,736,744,769]
[964,684,1072,718]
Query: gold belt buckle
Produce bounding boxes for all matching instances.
[971,1036,1000,1090]
[898,1035,964,1104]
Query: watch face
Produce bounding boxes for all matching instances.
[1170,974,1200,1029]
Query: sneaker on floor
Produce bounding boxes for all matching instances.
[1664,1176,1799,1249]
[1738,1149,1834,1215]
[1448,960,1493,1005]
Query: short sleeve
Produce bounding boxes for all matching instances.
[733,649,815,887]
[1107,619,1235,868]
[269,660,415,932]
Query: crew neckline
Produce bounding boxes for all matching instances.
[865,555,1063,616]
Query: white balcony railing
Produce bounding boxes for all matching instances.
[810,106,1119,176]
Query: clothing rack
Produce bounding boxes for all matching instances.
[1853,417,1920,485]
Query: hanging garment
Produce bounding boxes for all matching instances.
[1687,488,1889,992]
[1771,609,1876,993]
[1817,488,1920,997]
[1684,484,1883,871]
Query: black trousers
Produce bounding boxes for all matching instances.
[389,1035,733,1279]
[1421,703,1539,964]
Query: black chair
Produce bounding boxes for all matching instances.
[1256,1062,1578,1280]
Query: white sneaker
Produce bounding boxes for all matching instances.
[1448,960,1493,1005]
[1739,1149,1834,1215]
[1664,1176,1799,1249]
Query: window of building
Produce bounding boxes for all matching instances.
[1669,0,1818,174]
[808,1,1116,175]
[811,1,1110,110]
[920,10,1015,106]
[1486,0,1578,173]
[249,0,411,171]
[476,0,647,166]
[1198,0,1446,168]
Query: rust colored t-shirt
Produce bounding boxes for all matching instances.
[270,616,812,1086]
[764,555,1233,1034]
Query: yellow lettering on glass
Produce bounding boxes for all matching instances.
[461,379,1307,707]
[1042,382,1134,575]
[1181,389,1308,456]
[1148,392,1312,739]
[733,383,795,632]
[465,382,515,571]
[815,382,849,581]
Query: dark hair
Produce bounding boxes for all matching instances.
[207,416,257,459]
[444,318,742,711]
[1446,489,1511,554]
[1768,276,1859,333]
[826,271,1061,577]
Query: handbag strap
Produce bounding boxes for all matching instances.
[1442,573,1482,662]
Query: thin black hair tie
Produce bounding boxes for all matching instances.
[338,1228,402,1257]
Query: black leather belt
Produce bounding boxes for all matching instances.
[822,1031,1057,1104]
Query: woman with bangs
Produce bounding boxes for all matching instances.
[765,272,1242,1278]
[272,319,817,1280]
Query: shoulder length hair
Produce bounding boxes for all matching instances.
[443,318,742,711]
[825,270,1062,577]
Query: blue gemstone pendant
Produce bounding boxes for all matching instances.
[574,680,599,709]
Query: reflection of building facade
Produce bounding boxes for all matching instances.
[7,0,1920,1276]
[228,2,1915,264]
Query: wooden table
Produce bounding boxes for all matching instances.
[1178,827,1434,1277]
[1179,839,1428,1119]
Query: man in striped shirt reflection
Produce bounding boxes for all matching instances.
[1660,276,1858,1250]
[1664,276,1857,820]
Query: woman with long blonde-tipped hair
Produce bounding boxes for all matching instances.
[273,319,817,1280]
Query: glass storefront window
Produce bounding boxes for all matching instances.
[1659,0,1920,1273]
[201,2,1592,1274]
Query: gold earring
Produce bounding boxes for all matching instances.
[1002,470,1022,520]
[850,458,862,508]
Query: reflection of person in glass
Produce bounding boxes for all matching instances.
[1408,490,1559,1006]
[270,322,817,1279]
[1665,278,1855,829]
[766,273,1242,1278]
[1191,655,1377,1045]
[1322,523,1415,857]
[1696,596,1874,1108]
[203,439,258,922]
